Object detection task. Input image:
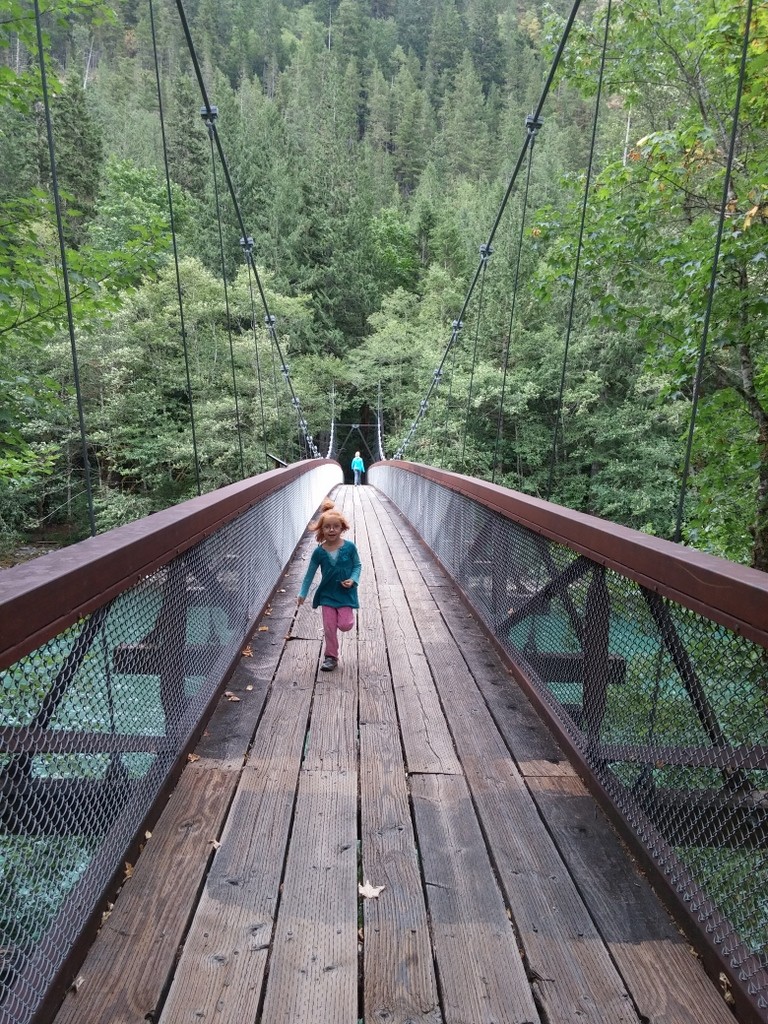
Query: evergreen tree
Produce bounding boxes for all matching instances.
[467,0,502,96]
[43,75,104,247]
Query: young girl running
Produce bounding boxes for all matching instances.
[297,499,362,671]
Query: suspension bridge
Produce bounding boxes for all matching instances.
[2,0,767,1023]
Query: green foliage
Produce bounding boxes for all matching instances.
[0,0,766,570]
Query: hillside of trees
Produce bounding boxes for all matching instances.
[1,0,766,566]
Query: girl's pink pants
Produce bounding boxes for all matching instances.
[321,605,355,658]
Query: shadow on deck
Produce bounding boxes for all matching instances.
[51,485,735,1024]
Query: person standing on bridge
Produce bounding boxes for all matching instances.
[351,451,365,486]
[297,499,362,672]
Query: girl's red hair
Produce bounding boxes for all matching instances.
[308,499,350,542]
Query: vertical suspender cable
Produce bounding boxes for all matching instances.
[201,108,245,478]
[149,0,202,496]
[239,237,270,470]
[461,244,492,469]
[33,0,96,535]
[545,0,612,501]
[492,116,541,484]
[674,0,753,543]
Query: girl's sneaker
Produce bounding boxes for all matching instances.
[320,656,338,671]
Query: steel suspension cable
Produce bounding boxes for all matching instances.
[461,243,492,469]
[238,235,270,470]
[492,116,542,484]
[201,108,245,478]
[149,0,202,496]
[545,0,612,501]
[33,0,95,536]
[376,382,385,462]
[674,0,754,543]
[395,0,583,459]
[438,319,463,467]
[174,0,319,461]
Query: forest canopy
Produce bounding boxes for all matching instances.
[0,0,766,567]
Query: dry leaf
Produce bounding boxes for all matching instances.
[187,752,200,763]
[224,691,241,702]
[241,644,253,657]
[246,685,253,691]
[210,839,221,850]
[124,862,133,880]
[358,880,385,899]
[71,975,85,993]
[264,607,272,616]
[144,831,152,840]
[258,625,269,632]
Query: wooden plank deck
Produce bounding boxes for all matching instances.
[52,485,736,1024]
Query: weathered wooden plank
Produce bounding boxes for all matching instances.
[359,722,442,1024]
[258,772,358,1024]
[157,638,318,1024]
[52,761,240,1024]
[355,489,443,1023]
[432,596,576,778]
[410,772,540,1024]
[360,491,462,776]
[258,613,359,1024]
[529,774,736,1024]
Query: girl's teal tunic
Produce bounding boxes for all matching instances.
[299,540,362,609]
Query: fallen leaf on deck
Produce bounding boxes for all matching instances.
[71,975,85,993]
[225,691,241,701]
[358,880,385,899]
[188,752,200,763]
[246,684,253,691]
[144,830,152,840]
[124,862,133,880]
[210,839,221,850]
[241,644,253,657]
[258,625,269,632]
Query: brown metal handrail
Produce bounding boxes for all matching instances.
[0,462,326,673]
[382,461,768,646]
[370,461,768,1024]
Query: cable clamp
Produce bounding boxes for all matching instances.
[525,113,544,136]
[479,243,493,261]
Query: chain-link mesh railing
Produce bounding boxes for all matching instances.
[371,462,768,1020]
[0,462,341,1024]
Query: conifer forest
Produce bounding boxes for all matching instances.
[1,0,767,567]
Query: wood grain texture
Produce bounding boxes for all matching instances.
[529,774,738,1024]
[157,638,319,1024]
[411,772,540,1024]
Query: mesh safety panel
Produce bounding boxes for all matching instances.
[0,464,339,1024]
[372,464,768,1015]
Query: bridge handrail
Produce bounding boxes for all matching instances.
[370,461,768,1024]
[0,460,342,1024]
[0,462,337,673]
[385,462,768,648]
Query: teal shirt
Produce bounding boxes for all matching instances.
[351,456,365,472]
[299,540,362,609]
